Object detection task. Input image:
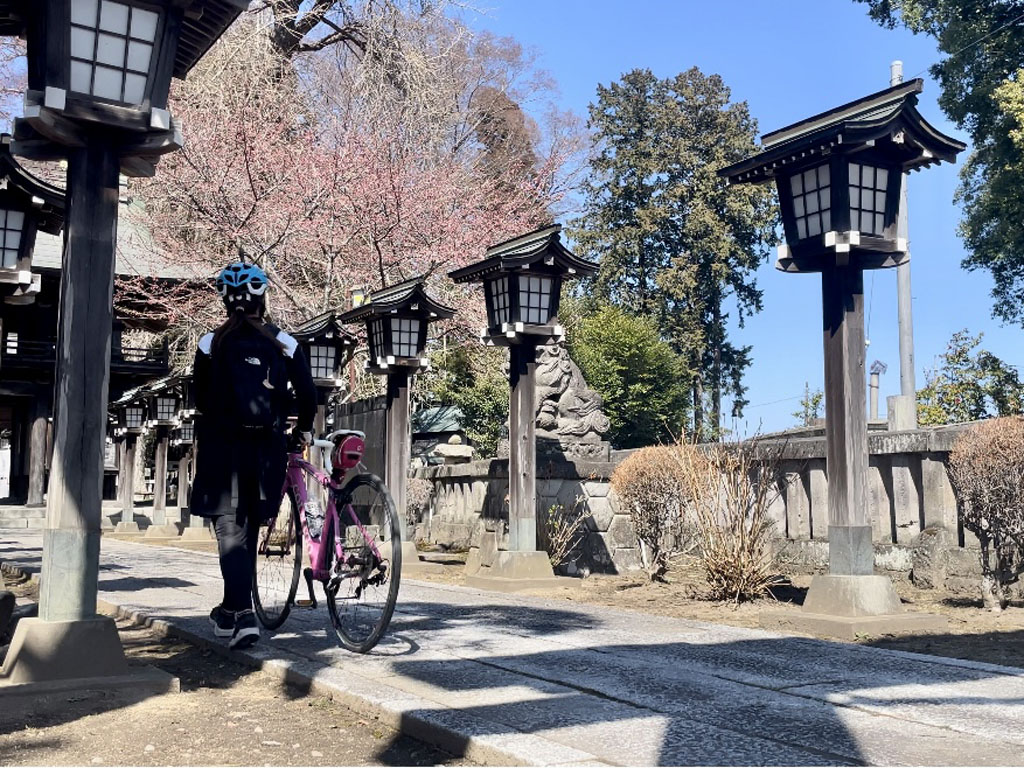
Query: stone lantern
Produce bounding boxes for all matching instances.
[339,276,455,573]
[720,79,964,638]
[449,224,597,591]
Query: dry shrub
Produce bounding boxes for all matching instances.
[610,445,701,581]
[677,440,786,603]
[948,417,1024,611]
[539,497,589,569]
[406,477,434,528]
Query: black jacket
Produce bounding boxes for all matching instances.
[189,322,317,519]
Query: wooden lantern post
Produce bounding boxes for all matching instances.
[0,0,245,690]
[339,277,455,574]
[110,393,145,533]
[450,225,597,591]
[720,80,964,637]
[144,379,181,538]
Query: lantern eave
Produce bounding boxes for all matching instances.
[338,275,456,324]
[0,134,65,232]
[449,224,597,284]
[719,79,965,186]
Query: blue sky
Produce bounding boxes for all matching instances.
[463,0,1023,435]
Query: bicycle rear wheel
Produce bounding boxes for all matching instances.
[253,488,302,630]
[326,474,402,653]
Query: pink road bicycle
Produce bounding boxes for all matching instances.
[252,430,402,653]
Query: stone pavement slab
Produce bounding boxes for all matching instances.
[3,531,1024,766]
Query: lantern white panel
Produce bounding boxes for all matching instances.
[72,0,99,25]
[130,7,159,40]
[92,66,123,100]
[123,73,146,104]
[71,27,95,58]
[95,33,126,66]
[99,1,129,33]
[848,162,890,236]
[69,0,158,105]
[488,276,510,327]
[309,344,336,378]
[371,319,385,361]
[0,207,23,269]
[127,40,152,71]
[519,275,553,325]
[70,60,93,93]
[789,163,831,242]
[391,318,421,358]
[126,406,144,428]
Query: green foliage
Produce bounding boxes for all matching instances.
[791,382,824,427]
[566,301,691,448]
[916,330,1024,425]
[569,67,778,438]
[427,344,508,458]
[857,0,1024,324]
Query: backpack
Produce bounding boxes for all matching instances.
[210,324,290,431]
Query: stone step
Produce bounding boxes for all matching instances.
[0,507,46,520]
[0,519,28,529]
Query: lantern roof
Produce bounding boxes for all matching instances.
[110,384,146,407]
[338,276,456,323]
[291,310,359,344]
[719,80,966,186]
[0,134,65,234]
[449,224,598,283]
[0,0,247,80]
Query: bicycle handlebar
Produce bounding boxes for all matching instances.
[312,439,333,450]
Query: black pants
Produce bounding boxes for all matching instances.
[214,509,261,613]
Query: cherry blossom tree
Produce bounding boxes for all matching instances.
[123,6,586,373]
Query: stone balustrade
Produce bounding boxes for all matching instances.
[413,422,992,590]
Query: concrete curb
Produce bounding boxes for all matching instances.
[1,560,605,767]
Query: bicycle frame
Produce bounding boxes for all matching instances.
[279,449,384,584]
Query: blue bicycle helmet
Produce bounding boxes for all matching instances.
[217,261,268,313]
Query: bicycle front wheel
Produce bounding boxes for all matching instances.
[253,488,302,630]
[326,474,402,653]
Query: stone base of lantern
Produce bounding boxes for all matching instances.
[399,541,443,576]
[181,524,214,542]
[761,574,947,640]
[143,524,181,539]
[0,616,178,696]
[113,520,141,534]
[465,546,567,593]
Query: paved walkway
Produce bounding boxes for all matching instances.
[3,531,1024,766]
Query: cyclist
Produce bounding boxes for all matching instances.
[190,261,317,650]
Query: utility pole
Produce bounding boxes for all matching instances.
[891,60,918,429]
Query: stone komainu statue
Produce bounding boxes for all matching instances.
[534,340,610,456]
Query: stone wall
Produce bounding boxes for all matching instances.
[413,457,640,575]
[413,422,999,592]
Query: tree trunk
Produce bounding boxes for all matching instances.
[692,375,704,442]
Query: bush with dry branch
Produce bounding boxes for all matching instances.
[406,476,433,529]
[675,439,786,603]
[947,416,1024,611]
[538,496,589,570]
[610,445,701,581]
